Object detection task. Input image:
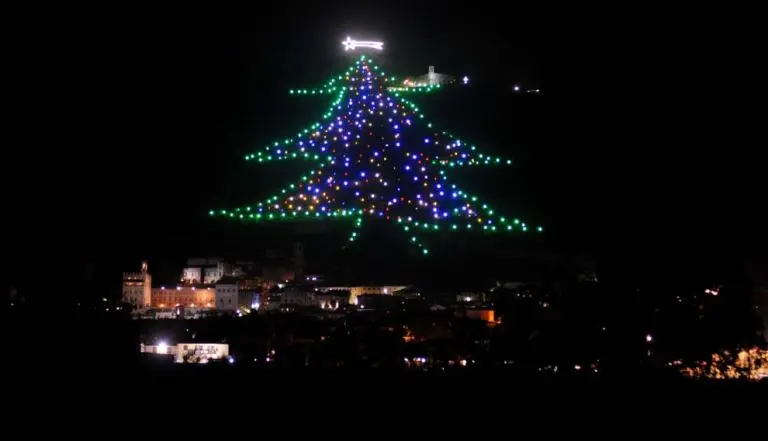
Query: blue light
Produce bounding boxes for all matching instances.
[424,138,430,143]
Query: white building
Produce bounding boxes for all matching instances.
[402,66,456,87]
[122,261,152,308]
[181,267,202,284]
[141,342,229,364]
[215,278,239,311]
[182,257,231,284]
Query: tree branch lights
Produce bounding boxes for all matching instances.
[387,84,442,93]
[211,55,543,255]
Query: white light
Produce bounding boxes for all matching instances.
[513,85,520,92]
[646,334,653,343]
[342,37,383,52]
[462,75,469,85]
[464,296,472,302]
[228,356,235,364]
[383,288,388,294]
[157,342,168,354]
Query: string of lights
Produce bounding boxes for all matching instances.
[211,55,543,254]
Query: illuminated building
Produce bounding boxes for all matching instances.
[456,292,489,304]
[316,291,347,310]
[401,66,456,87]
[316,285,408,305]
[280,289,348,310]
[122,261,152,308]
[141,342,229,364]
[181,257,231,284]
[215,277,238,311]
[464,308,495,323]
[151,286,215,309]
[181,267,201,284]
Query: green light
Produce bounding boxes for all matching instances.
[537,226,543,232]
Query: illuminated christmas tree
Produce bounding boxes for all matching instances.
[210,54,542,255]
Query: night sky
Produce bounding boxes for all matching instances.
[5,3,765,294]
